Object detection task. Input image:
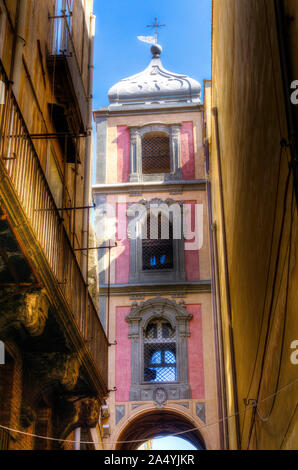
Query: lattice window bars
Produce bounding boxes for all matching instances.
[142,133,171,174]
[144,319,177,383]
[142,213,174,271]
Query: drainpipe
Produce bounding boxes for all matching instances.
[211,107,241,449]
[10,0,27,98]
[82,13,95,282]
[205,140,228,449]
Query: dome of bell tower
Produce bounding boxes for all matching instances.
[108,45,201,107]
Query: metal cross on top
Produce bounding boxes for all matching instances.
[146,17,166,44]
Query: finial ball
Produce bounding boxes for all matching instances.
[151,44,162,56]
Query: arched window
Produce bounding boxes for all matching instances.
[126,297,192,402]
[144,319,176,383]
[128,198,185,283]
[142,213,173,271]
[142,132,170,174]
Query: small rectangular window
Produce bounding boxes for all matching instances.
[142,133,170,174]
[142,214,174,271]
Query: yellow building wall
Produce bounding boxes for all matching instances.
[210,0,298,450]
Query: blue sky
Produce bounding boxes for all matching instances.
[92,0,212,109]
[151,436,197,451]
[91,0,212,185]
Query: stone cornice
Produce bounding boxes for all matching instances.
[93,102,203,119]
[92,179,207,195]
[99,281,211,296]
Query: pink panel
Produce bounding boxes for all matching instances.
[116,203,130,284]
[184,200,200,281]
[115,307,131,402]
[181,122,195,180]
[117,126,130,183]
[187,305,205,399]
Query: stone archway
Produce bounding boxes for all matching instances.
[115,409,206,450]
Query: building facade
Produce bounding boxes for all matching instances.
[93,44,222,450]
[0,0,108,450]
[209,0,298,450]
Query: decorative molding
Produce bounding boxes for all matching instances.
[57,397,101,442]
[93,102,203,119]
[115,405,125,425]
[20,406,37,429]
[196,403,206,423]
[92,179,207,195]
[131,403,142,410]
[98,280,212,296]
[153,388,167,409]
[175,402,190,408]
[25,353,80,391]
[127,198,185,284]
[128,123,182,183]
[0,290,50,338]
[126,297,192,402]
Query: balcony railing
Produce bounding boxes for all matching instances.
[0,428,10,450]
[48,13,88,131]
[0,64,108,387]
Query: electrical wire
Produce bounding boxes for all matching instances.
[0,378,297,447]
[246,168,294,449]
[240,142,285,444]
[250,181,295,425]
[240,0,292,441]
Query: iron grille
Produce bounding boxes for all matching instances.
[142,134,170,174]
[142,214,174,270]
[144,320,177,382]
[0,429,10,450]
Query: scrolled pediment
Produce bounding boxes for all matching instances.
[126,296,192,325]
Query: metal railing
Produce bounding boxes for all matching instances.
[0,428,10,450]
[48,12,89,129]
[0,65,108,387]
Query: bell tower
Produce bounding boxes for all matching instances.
[93,43,221,449]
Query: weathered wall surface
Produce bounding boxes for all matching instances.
[99,191,210,284]
[98,111,205,184]
[211,0,298,450]
[106,292,219,449]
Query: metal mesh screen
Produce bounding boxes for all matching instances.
[142,133,170,174]
[142,214,173,270]
[144,320,177,383]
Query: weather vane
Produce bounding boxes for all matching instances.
[137,17,165,46]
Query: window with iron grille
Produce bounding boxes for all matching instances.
[142,213,173,271]
[144,319,177,383]
[142,132,170,174]
[128,198,185,284]
[126,297,192,401]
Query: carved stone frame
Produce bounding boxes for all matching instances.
[126,297,192,402]
[129,124,182,182]
[128,198,186,284]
